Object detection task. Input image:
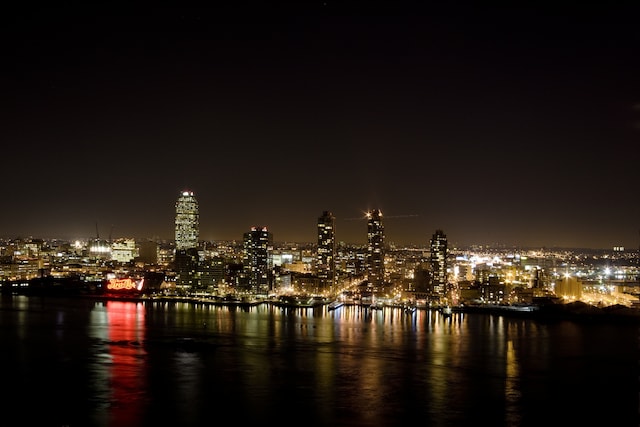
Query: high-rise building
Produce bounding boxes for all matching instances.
[174,247,200,290]
[430,229,448,295]
[366,209,385,288]
[175,190,199,251]
[317,211,336,293]
[174,190,200,291]
[242,226,273,296]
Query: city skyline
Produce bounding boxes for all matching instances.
[2,4,639,249]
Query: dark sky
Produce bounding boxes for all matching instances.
[2,3,639,249]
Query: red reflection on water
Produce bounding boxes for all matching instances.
[106,301,147,425]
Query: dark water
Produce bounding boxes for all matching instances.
[1,295,638,427]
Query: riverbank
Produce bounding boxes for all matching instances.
[3,288,640,323]
[456,300,640,323]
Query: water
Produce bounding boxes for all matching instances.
[1,295,638,427]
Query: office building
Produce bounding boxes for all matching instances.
[174,190,199,251]
[174,190,200,290]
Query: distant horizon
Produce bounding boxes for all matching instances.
[0,232,636,253]
[1,201,637,251]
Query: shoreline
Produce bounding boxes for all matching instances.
[3,290,640,324]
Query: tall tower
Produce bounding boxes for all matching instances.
[317,211,336,294]
[366,209,385,288]
[174,190,200,291]
[175,190,199,251]
[242,226,273,297]
[430,229,448,296]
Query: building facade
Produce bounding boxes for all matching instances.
[316,210,336,293]
[174,190,200,290]
[430,229,448,296]
[174,190,199,251]
[242,226,273,297]
[366,209,385,288]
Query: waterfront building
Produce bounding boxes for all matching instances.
[110,238,137,263]
[197,255,225,294]
[430,229,448,296]
[317,210,336,294]
[366,209,385,289]
[242,226,273,297]
[174,247,200,291]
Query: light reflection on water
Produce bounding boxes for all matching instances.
[87,301,148,426]
[1,295,638,427]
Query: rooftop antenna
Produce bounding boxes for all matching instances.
[95,221,99,239]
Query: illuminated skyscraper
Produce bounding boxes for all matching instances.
[366,209,385,288]
[430,229,448,295]
[242,226,273,296]
[317,211,336,293]
[175,190,199,251]
[174,190,200,290]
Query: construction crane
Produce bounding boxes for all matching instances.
[341,212,419,221]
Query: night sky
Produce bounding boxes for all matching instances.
[2,3,639,249]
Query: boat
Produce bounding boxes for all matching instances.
[441,305,453,316]
[327,300,344,310]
